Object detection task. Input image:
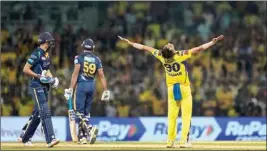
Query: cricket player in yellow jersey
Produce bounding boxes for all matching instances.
[118,35,224,148]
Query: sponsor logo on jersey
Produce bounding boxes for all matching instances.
[84,56,95,63]
[43,61,50,67]
[41,56,46,60]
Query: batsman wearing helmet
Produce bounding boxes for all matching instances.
[18,32,60,147]
[119,35,224,148]
[64,38,110,144]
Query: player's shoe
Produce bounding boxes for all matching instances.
[24,141,34,147]
[166,140,175,148]
[89,126,98,144]
[18,137,34,146]
[78,137,87,144]
[47,139,60,148]
[180,141,192,148]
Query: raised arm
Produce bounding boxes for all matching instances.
[189,35,224,55]
[118,36,156,53]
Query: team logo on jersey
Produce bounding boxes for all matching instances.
[74,59,79,64]
[43,62,50,67]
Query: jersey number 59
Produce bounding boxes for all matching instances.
[83,62,96,77]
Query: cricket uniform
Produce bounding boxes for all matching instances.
[20,47,56,143]
[151,49,192,143]
[73,51,102,139]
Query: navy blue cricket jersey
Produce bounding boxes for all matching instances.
[27,47,51,88]
[74,51,102,83]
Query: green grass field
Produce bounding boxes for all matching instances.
[1,141,266,150]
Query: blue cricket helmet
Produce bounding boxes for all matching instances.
[81,38,95,50]
[38,32,55,47]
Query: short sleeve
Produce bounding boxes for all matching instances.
[174,49,192,62]
[96,57,103,69]
[27,52,39,66]
[74,56,80,64]
[151,49,164,62]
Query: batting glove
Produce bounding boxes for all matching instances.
[39,70,54,84]
[41,70,48,76]
[101,90,110,101]
[39,75,54,84]
[51,77,59,89]
[64,88,73,100]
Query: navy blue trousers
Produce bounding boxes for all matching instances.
[20,86,55,143]
[73,81,95,139]
[73,81,95,116]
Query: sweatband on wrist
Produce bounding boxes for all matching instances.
[133,43,144,50]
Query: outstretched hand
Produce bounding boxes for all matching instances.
[212,35,224,44]
[118,35,132,44]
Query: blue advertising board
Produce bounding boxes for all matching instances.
[139,117,221,141]
[2,116,266,142]
[1,117,66,142]
[66,117,146,141]
[216,117,266,141]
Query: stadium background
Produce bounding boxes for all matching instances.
[0,1,266,143]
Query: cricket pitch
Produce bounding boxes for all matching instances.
[1,141,266,150]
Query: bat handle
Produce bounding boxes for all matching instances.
[68,98,73,110]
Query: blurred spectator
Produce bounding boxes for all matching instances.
[105,102,117,117]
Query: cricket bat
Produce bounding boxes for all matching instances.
[68,98,78,142]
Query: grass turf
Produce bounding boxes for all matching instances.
[1,141,266,150]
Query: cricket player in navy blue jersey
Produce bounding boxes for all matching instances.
[64,38,110,144]
[18,32,60,147]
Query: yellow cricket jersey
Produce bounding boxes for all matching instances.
[151,49,191,86]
